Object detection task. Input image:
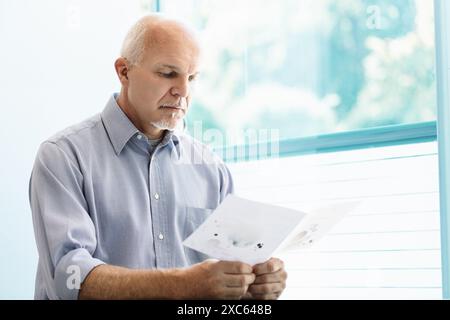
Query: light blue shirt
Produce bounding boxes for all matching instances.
[29,94,234,300]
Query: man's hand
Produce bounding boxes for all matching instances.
[183,259,256,299]
[244,257,287,300]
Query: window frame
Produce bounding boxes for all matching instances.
[435,0,450,300]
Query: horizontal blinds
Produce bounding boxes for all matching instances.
[227,141,442,299]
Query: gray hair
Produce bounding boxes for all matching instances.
[120,15,163,66]
[120,14,200,66]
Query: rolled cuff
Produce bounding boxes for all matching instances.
[54,248,105,300]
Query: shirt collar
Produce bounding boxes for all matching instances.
[101,93,182,158]
[160,129,182,160]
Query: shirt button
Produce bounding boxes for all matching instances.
[154,193,160,200]
[137,134,142,140]
[158,233,164,240]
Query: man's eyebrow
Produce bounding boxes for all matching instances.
[158,64,180,71]
[157,64,199,76]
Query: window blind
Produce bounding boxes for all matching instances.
[227,141,441,299]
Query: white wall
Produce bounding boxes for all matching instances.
[0,0,149,299]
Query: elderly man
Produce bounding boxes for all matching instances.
[29,14,287,300]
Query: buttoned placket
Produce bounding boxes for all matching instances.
[147,143,169,269]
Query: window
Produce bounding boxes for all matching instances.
[159,0,437,144]
[228,136,441,299]
[159,0,447,299]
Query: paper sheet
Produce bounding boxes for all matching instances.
[183,195,359,265]
[275,201,360,254]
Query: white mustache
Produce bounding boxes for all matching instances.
[160,99,187,110]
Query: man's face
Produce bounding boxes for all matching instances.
[124,29,200,136]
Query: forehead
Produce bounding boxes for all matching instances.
[141,24,200,73]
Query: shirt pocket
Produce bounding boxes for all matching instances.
[183,206,213,265]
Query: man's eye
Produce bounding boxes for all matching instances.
[188,75,197,82]
[159,72,177,78]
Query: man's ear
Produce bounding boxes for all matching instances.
[114,57,130,85]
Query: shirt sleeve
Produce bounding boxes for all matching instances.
[29,141,105,300]
[218,160,235,202]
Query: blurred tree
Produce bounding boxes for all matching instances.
[322,0,416,120]
[162,0,436,142]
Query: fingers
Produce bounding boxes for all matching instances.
[241,291,253,300]
[198,259,287,299]
[210,261,256,299]
[253,269,287,284]
[220,261,253,274]
[248,282,285,297]
[225,273,256,287]
[222,286,249,299]
[253,257,284,275]
[247,265,287,300]
[249,292,282,300]
[220,275,255,299]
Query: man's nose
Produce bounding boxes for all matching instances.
[170,77,190,98]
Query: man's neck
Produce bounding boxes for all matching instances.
[116,91,165,140]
